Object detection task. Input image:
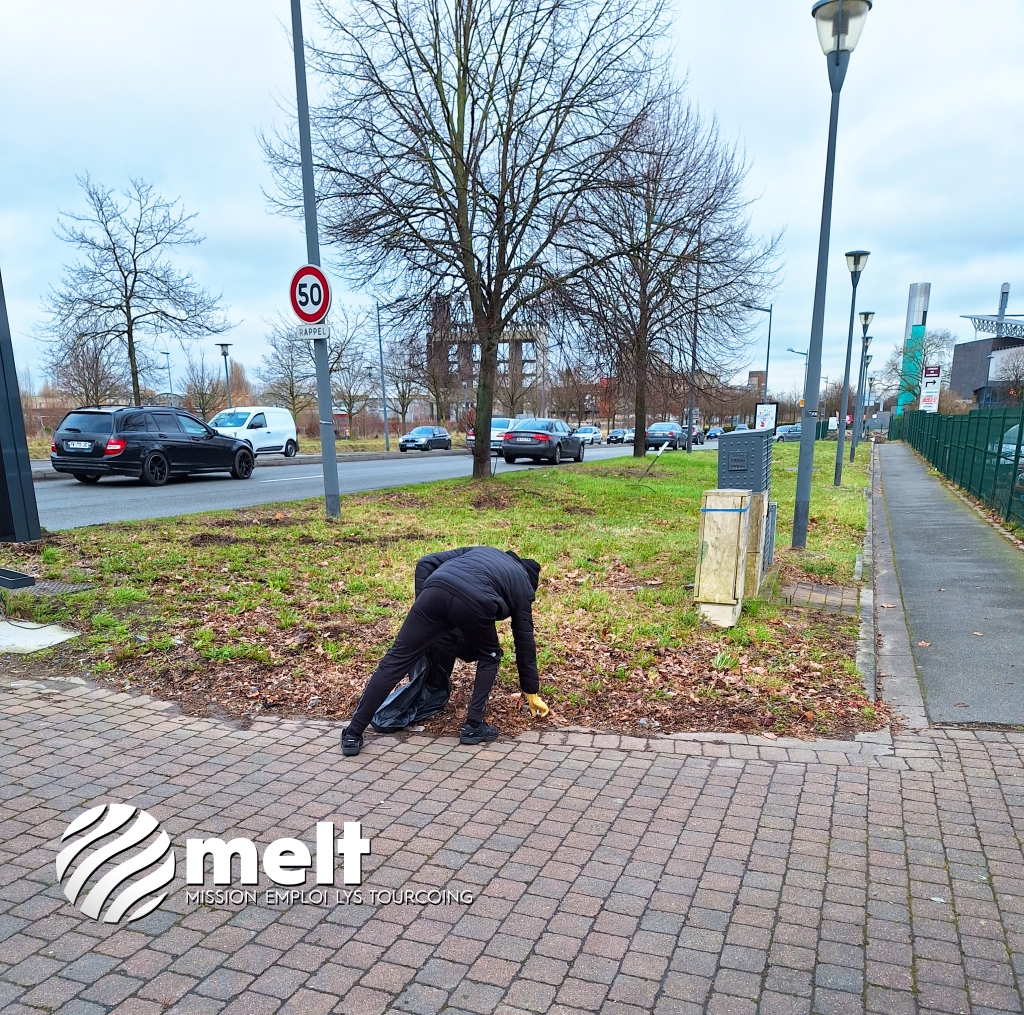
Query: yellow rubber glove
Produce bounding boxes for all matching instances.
[524,693,549,718]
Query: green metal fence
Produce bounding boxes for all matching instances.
[891,407,1024,526]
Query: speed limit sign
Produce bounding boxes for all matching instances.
[289,264,332,325]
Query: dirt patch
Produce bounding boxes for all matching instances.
[338,532,427,547]
[471,487,516,510]
[562,505,596,516]
[189,532,240,548]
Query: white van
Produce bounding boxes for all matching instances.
[209,406,299,457]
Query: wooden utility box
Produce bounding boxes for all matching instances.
[694,489,751,628]
[743,492,770,599]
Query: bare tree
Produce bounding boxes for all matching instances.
[559,95,779,456]
[183,350,227,420]
[45,176,232,406]
[384,336,422,430]
[878,328,956,406]
[997,349,1024,405]
[259,315,318,419]
[44,331,133,406]
[265,0,668,477]
[331,342,371,437]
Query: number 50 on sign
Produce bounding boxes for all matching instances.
[290,265,332,325]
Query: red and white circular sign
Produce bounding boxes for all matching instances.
[289,264,332,324]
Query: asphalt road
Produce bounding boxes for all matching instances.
[881,441,1024,724]
[35,443,716,530]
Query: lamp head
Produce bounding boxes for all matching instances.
[846,250,870,276]
[217,343,232,357]
[865,354,872,365]
[812,0,872,56]
[864,335,872,349]
[859,310,874,328]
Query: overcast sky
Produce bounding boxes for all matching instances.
[1,1,1022,399]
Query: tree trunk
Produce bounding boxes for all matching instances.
[473,315,500,479]
[125,311,142,407]
[632,338,646,458]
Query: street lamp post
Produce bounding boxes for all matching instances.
[793,0,873,545]
[743,302,773,402]
[217,343,233,409]
[162,350,174,408]
[788,348,809,416]
[982,353,995,408]
[850,311,873,458]
[834,251,869,485]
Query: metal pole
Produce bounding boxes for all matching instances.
[834,271,860,484]
[164,351,174,408]
[793,48,849,547]
[851,332,868,459]
[686,230,700,453]
[291,0,340,518]
[0,266,41,543]
[220,347,233,408]
[764,305,772,399]
[982,353,994,409]
[377,303,390,452]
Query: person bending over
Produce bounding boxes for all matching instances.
[341,546,549,756]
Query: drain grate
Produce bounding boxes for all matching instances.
[30,581,95,596]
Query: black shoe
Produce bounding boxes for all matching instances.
[341,727,363,756]
[460,721,500,745]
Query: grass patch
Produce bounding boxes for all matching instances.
[0,442,882,738]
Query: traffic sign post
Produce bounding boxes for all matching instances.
[290,0,340,519]
[289,266,341,519]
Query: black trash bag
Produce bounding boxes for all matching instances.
[370,630,472,732]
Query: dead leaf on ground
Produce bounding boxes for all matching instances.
[973,631,983,636]
[917,641,931,647]
[880,603,898,609]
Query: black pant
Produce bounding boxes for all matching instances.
[348,586,502,735]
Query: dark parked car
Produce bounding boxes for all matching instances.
[502,418,584,464]
[773,424,793,442]
[691,425,706,445]
[706,426,724,439]
[781,423,802,442]
[50,407,255,486]
[607,428,627,444]
[645,422,686,450]
[399,426,452,452]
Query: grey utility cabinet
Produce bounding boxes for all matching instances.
[717,430,772,494]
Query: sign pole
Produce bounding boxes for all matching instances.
[376,303,390,452]
[0,267,41,543]
[290,0,341,519]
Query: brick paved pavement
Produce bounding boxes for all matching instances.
[3,678,1024,1014]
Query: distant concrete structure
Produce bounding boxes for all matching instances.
[950,284,1024,402]
[896,283,930,416]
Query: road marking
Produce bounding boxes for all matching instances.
[259,475,325,483]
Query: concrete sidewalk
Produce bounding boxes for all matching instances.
[880,442,1024,725]
[4,675,1024,1015]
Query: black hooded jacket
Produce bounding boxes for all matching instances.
[414,546,541,693]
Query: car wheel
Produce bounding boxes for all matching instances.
[504,454,517,464]
[74,473,101,484]
[575,442,585,462]
[141,453,169,487]
[552,443,562,465]
[400,446,407,452]
[284,440,298,458]
[231,447,254,480]
[446,440,452,450]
